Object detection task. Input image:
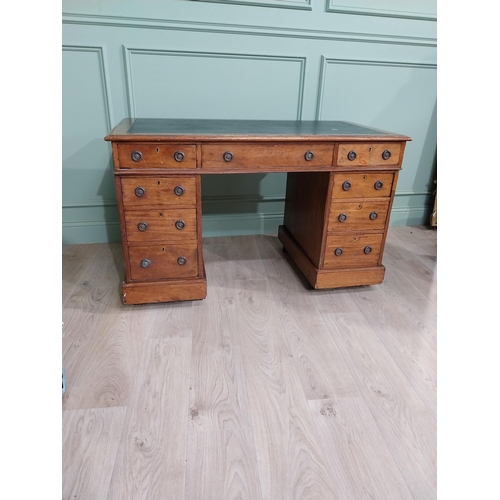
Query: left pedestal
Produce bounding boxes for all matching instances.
[115,173,207,305]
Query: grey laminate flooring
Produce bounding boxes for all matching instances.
[62,226,437,500]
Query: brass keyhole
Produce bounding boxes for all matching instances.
[156,147,160,153]
[157,180,161,185]
[358,205,362,210]
[162,247,165,252]
[159,212,163,217]
[363,175,367,180]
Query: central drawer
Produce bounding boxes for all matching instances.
[124,209,197,242]
[121,177,197,208]
[201,143,333,169]
[128,243,199,281]
[323,233,383,269]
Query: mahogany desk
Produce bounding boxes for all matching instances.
[105,119,411,305]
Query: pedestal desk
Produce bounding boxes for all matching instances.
[105,119,411,305]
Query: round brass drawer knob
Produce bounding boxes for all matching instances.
[374,180,384,190]
[137,221,148,232]
[304,150,314,161]
[175,220,185,230]
[174,185,185,196]
[382,150,391,160]
[347,150,357,161]
[134,186,146,197]
[174,151,185,162]
[177,256,187,266]
[369,211,378,220]
[338,213,347,223]
[141,258,151,268]
[334,248,343,256]
[131,150,143,162]
[342,181,352,191]
[364,246,372,254]
[223,151,233,162]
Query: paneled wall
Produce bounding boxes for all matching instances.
[62,0,436,244]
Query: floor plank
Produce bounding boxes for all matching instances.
[234,280,338,500]
[106,338,191,500]
[308,397,413,500]
[321,311,437,500]
[62,407,127,500]
[185,429,263,500]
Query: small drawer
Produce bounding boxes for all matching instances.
[116,143,197,169]
[124,209,197,243]
[201,143,333,169]
[328,200,389,232]
[121,177,197,209]
[128,243,199,280]
[337,143,402,167]
[332,173,394,199]
[323,234,383,269]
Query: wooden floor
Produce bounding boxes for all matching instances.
[62,226,437,500]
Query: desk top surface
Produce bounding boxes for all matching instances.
[105,118,411,142]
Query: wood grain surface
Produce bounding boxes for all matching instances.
[62,227,436,500]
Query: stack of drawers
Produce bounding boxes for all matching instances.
[120,176,199,280]
[280,141,403,289]
[113,143,206,304]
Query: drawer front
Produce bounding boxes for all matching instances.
[328,200,389,232]
[201,143,333,169]
[128,243,198,280]
[121,177,197,208]
[323,234,383,269]
[332,173,394,199]
[117,143,197,169]
[337,143,402,167]
[124,209,197,243]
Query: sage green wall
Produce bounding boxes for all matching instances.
[62,0,436,244]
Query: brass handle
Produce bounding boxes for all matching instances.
[141,258,151,268]
[369,211,378,220]
[137,221,148,232]
[175,220,185,230]
[131,150,143,162]
[342,181,351,191]
[134,186,146,197]
[338,213,347,223]
[223,151,233,162]
[374,180,383,190]
[174,151,185,162]
[382,150,391,160]
[347,150,357,161]
[177,256,187,266]
[364,246,372,254]
[174,185,185,196]
[334,248,343,256]
[304,150,314,161]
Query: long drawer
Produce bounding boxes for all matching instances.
[121,176,197,208]
[124,209,197,242]
[323,233,383,269]
[128,243,199,281]
[201,143,333,169]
